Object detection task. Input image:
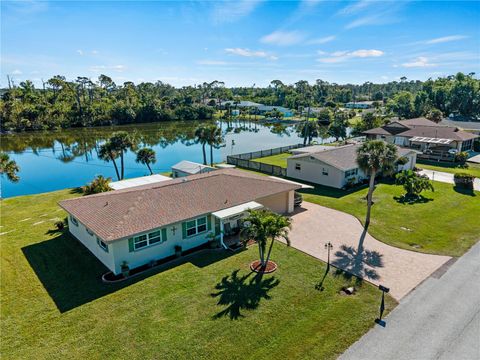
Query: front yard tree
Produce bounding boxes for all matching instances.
[0,152,20,182]
[136,148,156,175]
[98,141,121,180]
[356,140,398,227]
[241,209,291,270]
[195,124,209,165]
[395,170,434,199]
[109,131,134,180]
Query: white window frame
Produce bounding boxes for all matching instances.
[70,215,78,226]
[295,163,301,171]
[322,168,329,176]
[97,237,109,252]
[133,230,165,251]
[345,168,358,178]
[186,216,208,238]
[86,228,94,236]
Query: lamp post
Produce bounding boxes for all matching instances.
[375,284,390,327]
[325,242,333,271]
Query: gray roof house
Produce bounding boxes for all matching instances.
[287,144,418,189]
[171,160,216,178]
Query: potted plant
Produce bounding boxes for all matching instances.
[206,232,220,249]
[174,245,182,257]
[120,261,130,278]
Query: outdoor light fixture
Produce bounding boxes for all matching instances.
[325,242,333,270]
[375,284,390,327]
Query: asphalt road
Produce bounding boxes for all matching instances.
[340,241,480,360]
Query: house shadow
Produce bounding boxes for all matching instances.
[453,186,477,197]
[394,194,434,205]
[211,269,279,320]
[22,232,238,313]
[331,229,384,282]
[298,182,369,199]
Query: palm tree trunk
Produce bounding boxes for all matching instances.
[365,170,376,227]
[111,158,121,181]
[202,143,207,165]
[146,162,153,175]
[210,144,213,166]
[259,242,265,266]
[264,237,276,267]
[120,152,125,180]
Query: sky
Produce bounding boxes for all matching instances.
[1,0,479,88]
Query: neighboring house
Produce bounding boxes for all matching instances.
[290,145,335,155]
[110,174,171,190]
[171,160,216,178]
[287,144,417,189]
[345,101,374,109]
[59,169,300,275]
[363,117,478,154]
[221,100,262,108]
[258,105,294,117]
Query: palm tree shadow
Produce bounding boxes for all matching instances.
[211,269,279,320]
[331,229,384,281]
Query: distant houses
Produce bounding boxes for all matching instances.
[171,160,216,178]
[345,101,375,109]
[220,100,294,118]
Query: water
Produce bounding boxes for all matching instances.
[1,120,340,198]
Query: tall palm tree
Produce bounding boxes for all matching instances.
[136,147,156,175]
[194,125,209,165]
[0,152,20,182]
[109,131,134,179]
[241,209,291,269]
[206,124,223,166]
[356,140,398,227]
[98,141,121,180]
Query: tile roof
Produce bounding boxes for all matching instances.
[400,126,478,141]
[289,144,416,171]
[59,169,300,242]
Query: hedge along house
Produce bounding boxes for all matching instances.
[286,144,418,189]
[59,169,300,275]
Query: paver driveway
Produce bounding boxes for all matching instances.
[283,202,451,300]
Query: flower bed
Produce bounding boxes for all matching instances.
[250,260,278,273]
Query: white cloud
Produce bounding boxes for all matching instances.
[11,69,22,75]
[76,49,84,56]
[225,48,277,60]
[337,0,373,15]
[91,50,99,55]
[212,0,262,23]
[307,35,336,45]
[343,1,407,29]
[425,35,468,44]
[260,30,305,46]
[400,56,437,68]
[318,49,384,63]
[89,64,126,73]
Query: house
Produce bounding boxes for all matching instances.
[287,144,417,189]
[345,101,375,109]
[110,174,172,190]
[171,160,216,178]
[290,145,335,155]
[257,105,294,117]
[59,169,300,275]
[363,118,478,155]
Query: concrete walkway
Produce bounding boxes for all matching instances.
[285,202,451,301]
[340,241,480,360]
[468,153,480,164]
[419,169,480,191]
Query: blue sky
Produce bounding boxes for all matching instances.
[1,0,479,87]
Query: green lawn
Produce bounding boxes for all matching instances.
[301,181,480,257]
[417,160,480,178]
[254,152,290,168]
[1,190,395,360]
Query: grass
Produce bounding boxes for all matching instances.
[1,189,395,360]
[417,160,480,178]
[254,152,290,168]
[300,181,480,257]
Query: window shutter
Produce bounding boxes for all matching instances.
[207,215,212,231]
[128,238,134,252]
[161,228,167,242]
[182,222,187,239]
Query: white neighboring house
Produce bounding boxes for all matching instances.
[287,144,418,189]
[171,160,216,178]
[110,174,172,190]
[59,169,300,275]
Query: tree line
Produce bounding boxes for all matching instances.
[1,72,478,132]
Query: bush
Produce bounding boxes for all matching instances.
[82,175,112,195]
[55,220,65,230]
[454,173,475,189]
[454,151,468,165]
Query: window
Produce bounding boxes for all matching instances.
[461,140,472,151]
[345,168,358,178]
[295,163,301,170]
[86,228,94,236]
[97,237,108,252]
[70,215,78,226]
[185,216,208,237]
[132,230,165,250]
[322,168,329,176]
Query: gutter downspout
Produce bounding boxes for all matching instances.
[220,220,227,249]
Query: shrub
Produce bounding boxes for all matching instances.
[82,175,112,195]
[55,220,65,230]
[454,151,468,165]
[395,170,434,198]
[454,173,475,189]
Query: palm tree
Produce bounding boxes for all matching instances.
[194,125,209,165]
[109,131,134,179]
[356,140,398,227]
[241,209,291,269]
[136,148,156,175]
[98,141,121,180]
[0,152,20,182]
[206,124,223,166]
